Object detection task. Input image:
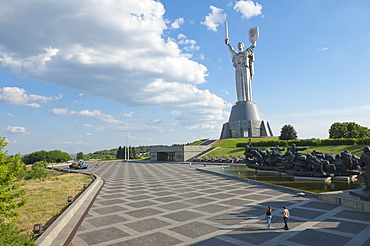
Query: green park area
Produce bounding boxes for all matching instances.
[203,137,366,158]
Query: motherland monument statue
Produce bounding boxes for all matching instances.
[220,22,273,139]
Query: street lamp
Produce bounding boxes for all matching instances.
[125,130,130,162]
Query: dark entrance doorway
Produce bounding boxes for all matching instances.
[157,152,175,161]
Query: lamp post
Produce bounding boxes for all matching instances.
[125,130,129,162]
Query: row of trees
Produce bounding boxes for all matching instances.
[279,122,370,140]
[22,150,72,165]
[329,122,370,139]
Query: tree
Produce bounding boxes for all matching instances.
[279,125,298,140]
[0,137,33,245]
[116,146,124,159]
[329,122,370,138]
[76,152,85,160]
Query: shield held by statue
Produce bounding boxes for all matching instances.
[248,27,259,44]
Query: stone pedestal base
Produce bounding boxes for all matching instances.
[349,187,370,202]
[220,101,273,139]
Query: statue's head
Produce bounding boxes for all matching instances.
[237,42,244,51]
[363,146,370,153]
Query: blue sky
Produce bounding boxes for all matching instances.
[1,0,370,155]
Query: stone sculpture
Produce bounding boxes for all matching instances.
[359,146,370,190]
[244,141,362,177]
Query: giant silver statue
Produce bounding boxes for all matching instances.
[225,22,259,102]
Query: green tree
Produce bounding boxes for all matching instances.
[279,125,298,140]
[0,137,33,245]
[22,150,72,164]
[116,146,124,159]
[329,122,370,138]
[76,152,85,160]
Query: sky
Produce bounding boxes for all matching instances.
[1,0,370,155]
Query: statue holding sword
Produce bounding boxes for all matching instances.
[225,22,259,102]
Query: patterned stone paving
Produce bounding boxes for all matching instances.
[70,161,370,246]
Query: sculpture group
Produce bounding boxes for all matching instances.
[244,139,364,177]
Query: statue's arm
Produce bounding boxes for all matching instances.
[225,39,236,54]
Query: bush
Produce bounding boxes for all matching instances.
[25,161,48,180]
[0,222,35,246]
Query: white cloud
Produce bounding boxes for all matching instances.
[201,5,227,31]
[122,111,134,117]
[318,47,328,52]
[6,113,14,117]
[234,0,263,19]
[51,141,88,145]
[0,0,229,129]
[86,132,92,136]
[0,87,62,107]
[52,108,123,124]
[4,126,30,135]
[171,18,184,29]
[147,119,162,124]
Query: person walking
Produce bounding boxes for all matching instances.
[283,206,290,230]
[266,206,273,229]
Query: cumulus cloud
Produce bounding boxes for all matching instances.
[0,0,230,128]
[0,87,62,107]
[52,108,123,124]
[201,5,227,31]
[171,18,184,29]
[234,0,263,19]
[4,126,30,135]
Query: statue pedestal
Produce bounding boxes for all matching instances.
[220,101,273,139]
[349,187,370,202]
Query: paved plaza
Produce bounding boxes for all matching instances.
[69,161,370,246]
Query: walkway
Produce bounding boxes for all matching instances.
[69,161,370,246]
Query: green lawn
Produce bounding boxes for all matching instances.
[202,138,365,158]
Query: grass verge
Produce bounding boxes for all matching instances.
[14,169,92,236]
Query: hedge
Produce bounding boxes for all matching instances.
[235,138,370,147]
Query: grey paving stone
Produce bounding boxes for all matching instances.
[125,195,153,201]
[109,232,183,246]
[236,205,265,216]
[227,189,250,195]
[126,200,158,208]
[333,209,370,222]
[301,201,339,210]
[313,218,369,234]
[287,229,352,246]
[224,226,280,245]
[191,237,236,246]
[153,196,181,203]
[198,188,223,194]
[124,218,170,232]
[97,199,125,206]
[86,214,128,227]
[169,221,220,238]
[151,191,176,196]
[242,194,270,200]
[163,210,204,222]
[207,212,247,226]
[125,191,150,196]
[207,193,235,199]
[157,202,191,211]
[78,227,129,245]
[125,207,163,218]
[101,194,126,199]
[194,204,231,213]
[185,197,216,204]
[218,198,250,206]
[181,192,205,198]
[94,205,127,215]
[290,207,325,220]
